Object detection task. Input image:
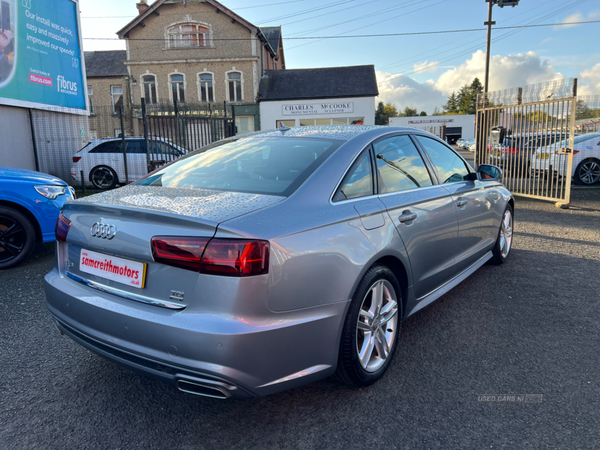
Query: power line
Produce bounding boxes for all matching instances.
[81,20,600,41]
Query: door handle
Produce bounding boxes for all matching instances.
[456,198,468,208]
[398,211,417,224]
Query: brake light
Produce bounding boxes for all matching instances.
[72,156,81,163]
[151,237,209,271]
[55,213,71,242]
[573,150,580,155]
[151,237,269,276]
[502,148,519,153]
[201,239,269,277]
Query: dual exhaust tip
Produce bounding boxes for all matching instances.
[177,379,233,399]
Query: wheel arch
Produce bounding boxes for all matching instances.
[350,253,412,321]
[0,200,43,243]
[89,165,119,184]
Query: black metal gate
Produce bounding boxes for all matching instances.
[139,99,236,172]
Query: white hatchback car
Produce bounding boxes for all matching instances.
[71,138,186,189]
[531,132,600,185]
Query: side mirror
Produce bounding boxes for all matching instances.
[490,126,506,145]
[477,164,503,182]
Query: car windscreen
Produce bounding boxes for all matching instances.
[135,136,342,196]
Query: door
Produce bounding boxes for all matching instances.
[124,139,148,181]
[374,134,459,300]
[414,135,497,273]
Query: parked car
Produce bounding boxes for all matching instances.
[456,138,468,149]
[0,167,74,269]
[532,132,600,185]
[490,132,568,176]
[467,139,477,152]
[45,126,514,398]
[71,138,186,190]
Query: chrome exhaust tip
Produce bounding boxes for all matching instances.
[177,379,231,399]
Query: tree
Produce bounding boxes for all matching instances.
[443,92,459,114]
[433,106,442,116]
[576,100,593,120]
[375,102,398,125]
[401,106,418,117]
[419,111,427,116]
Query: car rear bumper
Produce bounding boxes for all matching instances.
[44,269,348,398]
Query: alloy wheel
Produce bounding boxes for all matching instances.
[92,167,115,189]
[356,279,399,373]
[578,161,600,185]
[0,218,25,263]
[500,209,513,259]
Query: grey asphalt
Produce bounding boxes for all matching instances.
[1,189,599,449]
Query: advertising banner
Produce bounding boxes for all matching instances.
[0,0,86,114]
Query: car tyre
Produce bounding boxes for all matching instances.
[90,165,118,190]
[0,206,36,270]
[573,158,600,186]
[334,265,402,388]
[491,204,514,265]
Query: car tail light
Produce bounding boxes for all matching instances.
[502,148,519,153]
[151,237,210,271]
[151,237,269,276]
[200,239,269,277]
[55,213,71,242]
[72,156,81,163]
[573,150,580,155]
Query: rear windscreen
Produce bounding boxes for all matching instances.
[77,143,92,153]
[135,137,341,196]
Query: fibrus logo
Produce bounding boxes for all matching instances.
[56,75,78,96]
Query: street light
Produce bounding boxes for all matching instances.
[484,0,520,96]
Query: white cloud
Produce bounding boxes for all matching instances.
[578,63,600,96]
[376,51,572,114]
[555,10,600,30]
[413,61,440,74]
[557,12,585,29]
[434,50,563,95]
[376,71,446,114]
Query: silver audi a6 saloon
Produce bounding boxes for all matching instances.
[45,126,514,398]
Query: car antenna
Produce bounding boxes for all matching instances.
[278,125,291,135]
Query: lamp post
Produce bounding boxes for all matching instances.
[483,0,520,96]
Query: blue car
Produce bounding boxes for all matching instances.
[0,167,74,269]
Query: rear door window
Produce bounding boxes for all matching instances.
[126,140,147,154]
[333,150,373,202]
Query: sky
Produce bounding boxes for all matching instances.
[79,0,600,114]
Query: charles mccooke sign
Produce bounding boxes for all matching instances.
[282,102,354,116]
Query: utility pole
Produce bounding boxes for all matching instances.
[483,1,520,97]
[484,0,495,97]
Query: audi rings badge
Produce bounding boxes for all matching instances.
[90,222,117,240]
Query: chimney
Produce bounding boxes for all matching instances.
[136,0,149,15]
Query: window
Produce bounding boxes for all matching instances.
[170,74,185,103]
[414,136,470,184]
[276,120,295,128]
[110,85,123,113]
[374,135,433,193]
[142,75,157,104]
[87,86,94,114]
[136,137,341,196]
[168,24,209,48]
[126,140,147,154]
[299,119,315,127]
[227,72,242,102]
[89,141,122,154]
[198,73,214,103]
[235,116,255,135]
[333,150,374,202]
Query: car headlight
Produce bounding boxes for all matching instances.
[34,185,67,200]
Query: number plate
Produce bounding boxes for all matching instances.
[80,249,146,289]
[541,154,550,159]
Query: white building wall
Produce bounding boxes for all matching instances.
[259,96,376,130]
[389,115,476,140]
[0,105,37,171]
